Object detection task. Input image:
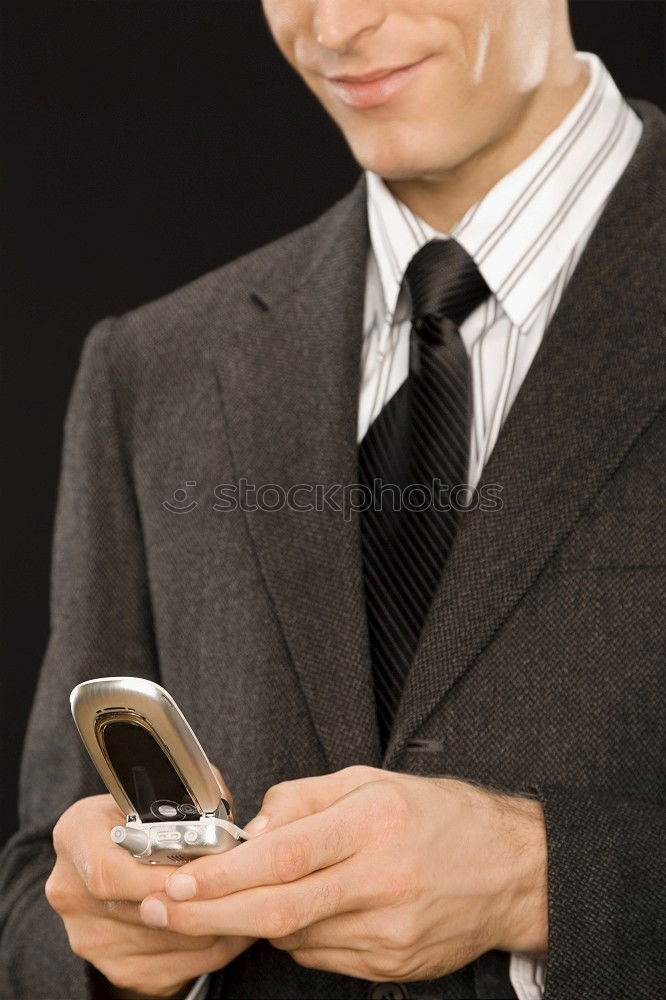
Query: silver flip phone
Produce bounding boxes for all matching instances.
[70,676,249,865]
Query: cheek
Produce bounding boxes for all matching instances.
[481,0,552,92]
[261,0,306,65]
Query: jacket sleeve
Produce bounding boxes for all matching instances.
[538,785,666,1000]
[0,318,161,1000]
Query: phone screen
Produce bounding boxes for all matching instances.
[102,720,199,822]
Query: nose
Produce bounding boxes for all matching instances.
[313,0,386,52]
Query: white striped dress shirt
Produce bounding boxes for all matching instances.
[360,50,641,1000]
[187,50,642,1000]
[360,52,642,491]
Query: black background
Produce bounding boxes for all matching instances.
[1,1,665,850]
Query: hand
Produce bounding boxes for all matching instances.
[139,766,547,983]
[45,793,255,997]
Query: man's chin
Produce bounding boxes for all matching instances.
[354,151,451,183]
[344,129,460,182]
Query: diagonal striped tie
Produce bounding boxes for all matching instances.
[358,239,490,751]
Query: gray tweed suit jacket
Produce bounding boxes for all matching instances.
[1,98,664,1000]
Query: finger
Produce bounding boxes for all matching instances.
[287,946,374,979]
[269,909,369,953]
[143,863,351,938]
[164,797,360,903]
[55,867,241,936]
[244,766,384,835]
[78,914,221,954]
[56,889,145,928]
[242,775,331,835]
[47,854,171,923]
[93,934,255,996]
[79,846,181,903]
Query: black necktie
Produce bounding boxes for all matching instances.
[358,239,490,750]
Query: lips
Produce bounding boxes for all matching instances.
[330,65,408,84]
[324,57,430,110]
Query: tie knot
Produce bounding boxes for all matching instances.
[404,238,490,329]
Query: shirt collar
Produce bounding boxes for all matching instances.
[366,52,642,331]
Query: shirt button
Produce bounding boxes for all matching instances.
[366,984,410,1000]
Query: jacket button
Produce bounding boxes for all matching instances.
[366,984,410,1000]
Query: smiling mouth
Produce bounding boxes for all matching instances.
[323,57,431,110]
[329,63,413,84]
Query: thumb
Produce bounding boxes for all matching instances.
[243,766,381,836]
[243,778,316,836]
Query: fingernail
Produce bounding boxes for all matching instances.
[140,898,168,928]
[166,874,197,900]
[243,813,269,835]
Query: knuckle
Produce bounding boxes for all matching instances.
[371,911,410,953]
[123,966,187,998]
[365,909,424,976]
[44,870,62,910]
[261,903,299,939]
[372,779,411,831]
[207,934,242,971]
[311,875,342,919]
[211,936,233,962]
[101,955,169,995]
[151,973,187,997]
[339,766,355,777]
[67,917,108,961]
[291,948,319,969]
[261,776,311,815]
[271,837,309,883]
[263,779,296,807]
[371,950,412,980]
[169,926,218,951]
[86,856,114,900]
[383,956,411,979]
[341,764,372,780]
[321,817,346,858]
[66,926,91,961]
[51,820,62,854]
[195,934,220,952]
[269,932,295,951]
[395,911,422,950]
[51,813,70,856]
[357,953,381,979]
[44,868,76,914]
[101,961,140,993]
[386,864,418,906]
[52,802,86,856]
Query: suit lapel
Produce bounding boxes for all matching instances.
[387,103,666,762]
[213,176,381,772]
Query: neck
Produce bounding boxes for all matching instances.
[385,44,590,234]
